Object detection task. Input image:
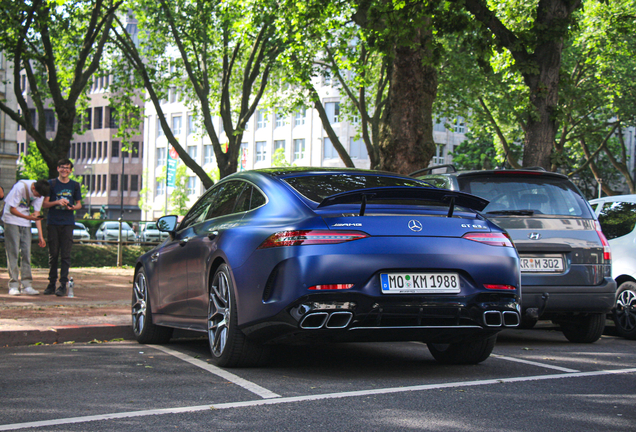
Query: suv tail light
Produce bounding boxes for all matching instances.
[594,221,611,261]
[258,230,369,249]
[462,232,514,247]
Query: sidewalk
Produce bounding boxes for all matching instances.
[0,267,134,347]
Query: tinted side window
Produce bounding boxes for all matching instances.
[234,185,253,213]
[250,187,266,209]
[180,187,219,229]
[205,181,246,220]
[598,202,636,240]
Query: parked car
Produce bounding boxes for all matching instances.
[133,167,522,367]
[73,222,91,243]
[140,222,169,243]
[589,194,636,340]
[95,221,135,243]
[413,165,615,343]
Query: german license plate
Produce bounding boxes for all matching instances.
[519,255,564,272]
[380,273,460,294]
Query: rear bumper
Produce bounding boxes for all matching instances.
[240,291,520,344]
[521,277,616,315]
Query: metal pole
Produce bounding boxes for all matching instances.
[120,149,125,219]
[598,179,602,199]
[84,165,92,218]
[117,217,123,267]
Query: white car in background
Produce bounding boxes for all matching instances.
[590,194,636,339]
[73,222,91,242]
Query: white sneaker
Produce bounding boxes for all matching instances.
[21,287,39,295]
[8,288,20,296]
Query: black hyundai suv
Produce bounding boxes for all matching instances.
[413,165,616,343]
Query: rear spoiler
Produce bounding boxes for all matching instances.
[317,186,489,216]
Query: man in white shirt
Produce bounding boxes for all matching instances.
[2,180,50,295]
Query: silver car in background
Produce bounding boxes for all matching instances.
[590,194,636,340]
[140,222,169,243]
[73,222,91,243]
[95,221,136,243]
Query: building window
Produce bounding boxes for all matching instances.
[87,141,92,160]
[122,174,128,192]
[294,109,306,126]
[187,176,196,195]
[157,118,164,137]
[275,112,285,128]
[256,110,268,129]
[172,115,182,135]
[274,140,285,151]
[453,117,465,133]
[131,175,139,192]
[82,142,87,160]
[323,137,337,159]
[85,108,92,129]
[156,147,166,167]
[293,139,305,161]
[112,141,120,158]
[255,141,267,162]
[156,179,165,196]
[204,144,214,164]
[349,137,368,159]
[44,109,56,132]
[187,145,198,161]
[97,175,102,193]
[433,144,446,165]
[94,107,103,129]
[111,174,118,191]
[325,102,340,124]
[132,141,140,158]
[70,143,76,160]
[108,107,118,128]
[92,142,97,160]
[188,114,197,135]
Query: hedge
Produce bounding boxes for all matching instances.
[0,242,155,268]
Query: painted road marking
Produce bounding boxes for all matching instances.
[492,354,580,373]
[1,368,635,431]
[148,344,281,399]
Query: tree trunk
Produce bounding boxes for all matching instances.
[378,26,437,175]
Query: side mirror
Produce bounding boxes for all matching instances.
[157,215,178,233]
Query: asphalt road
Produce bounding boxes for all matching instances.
[1,327,635,431]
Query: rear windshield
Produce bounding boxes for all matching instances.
[458,175,592,217]
[283,174,431,203]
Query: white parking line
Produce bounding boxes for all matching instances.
[492,354,580,372]
[148,345,281,399]
[1,367,635,431]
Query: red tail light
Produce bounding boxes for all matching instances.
[594,221,611,261]
[484,284,516,290]
[462,232,514,247]
[257,230,369,249]
[308,284,354,290]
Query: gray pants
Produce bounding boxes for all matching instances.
[4,223,33,289]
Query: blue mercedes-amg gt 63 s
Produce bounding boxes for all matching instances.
[132,168,521,367]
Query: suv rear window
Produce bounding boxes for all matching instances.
[283,174,430,203]
[458,175,592,217]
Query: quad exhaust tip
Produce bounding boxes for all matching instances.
[484,310,520,327]
[300,311,353,329]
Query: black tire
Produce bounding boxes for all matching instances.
[559,313,606,343]
[208,264,269,368]
[132,268,173,344]
[518,316,538,329]
[614,281,636,340]
[427,335,497,365]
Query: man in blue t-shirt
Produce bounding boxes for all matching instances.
[42,159,83,296]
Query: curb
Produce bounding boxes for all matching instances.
[0,324,135,347]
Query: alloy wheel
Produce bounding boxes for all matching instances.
[615,288,636,332]
[208,271,231,357]
[132,272,148,336]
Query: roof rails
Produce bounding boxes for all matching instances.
[409,164,457,177]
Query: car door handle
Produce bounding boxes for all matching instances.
[151,252,159,263]
[207,231,219,240]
